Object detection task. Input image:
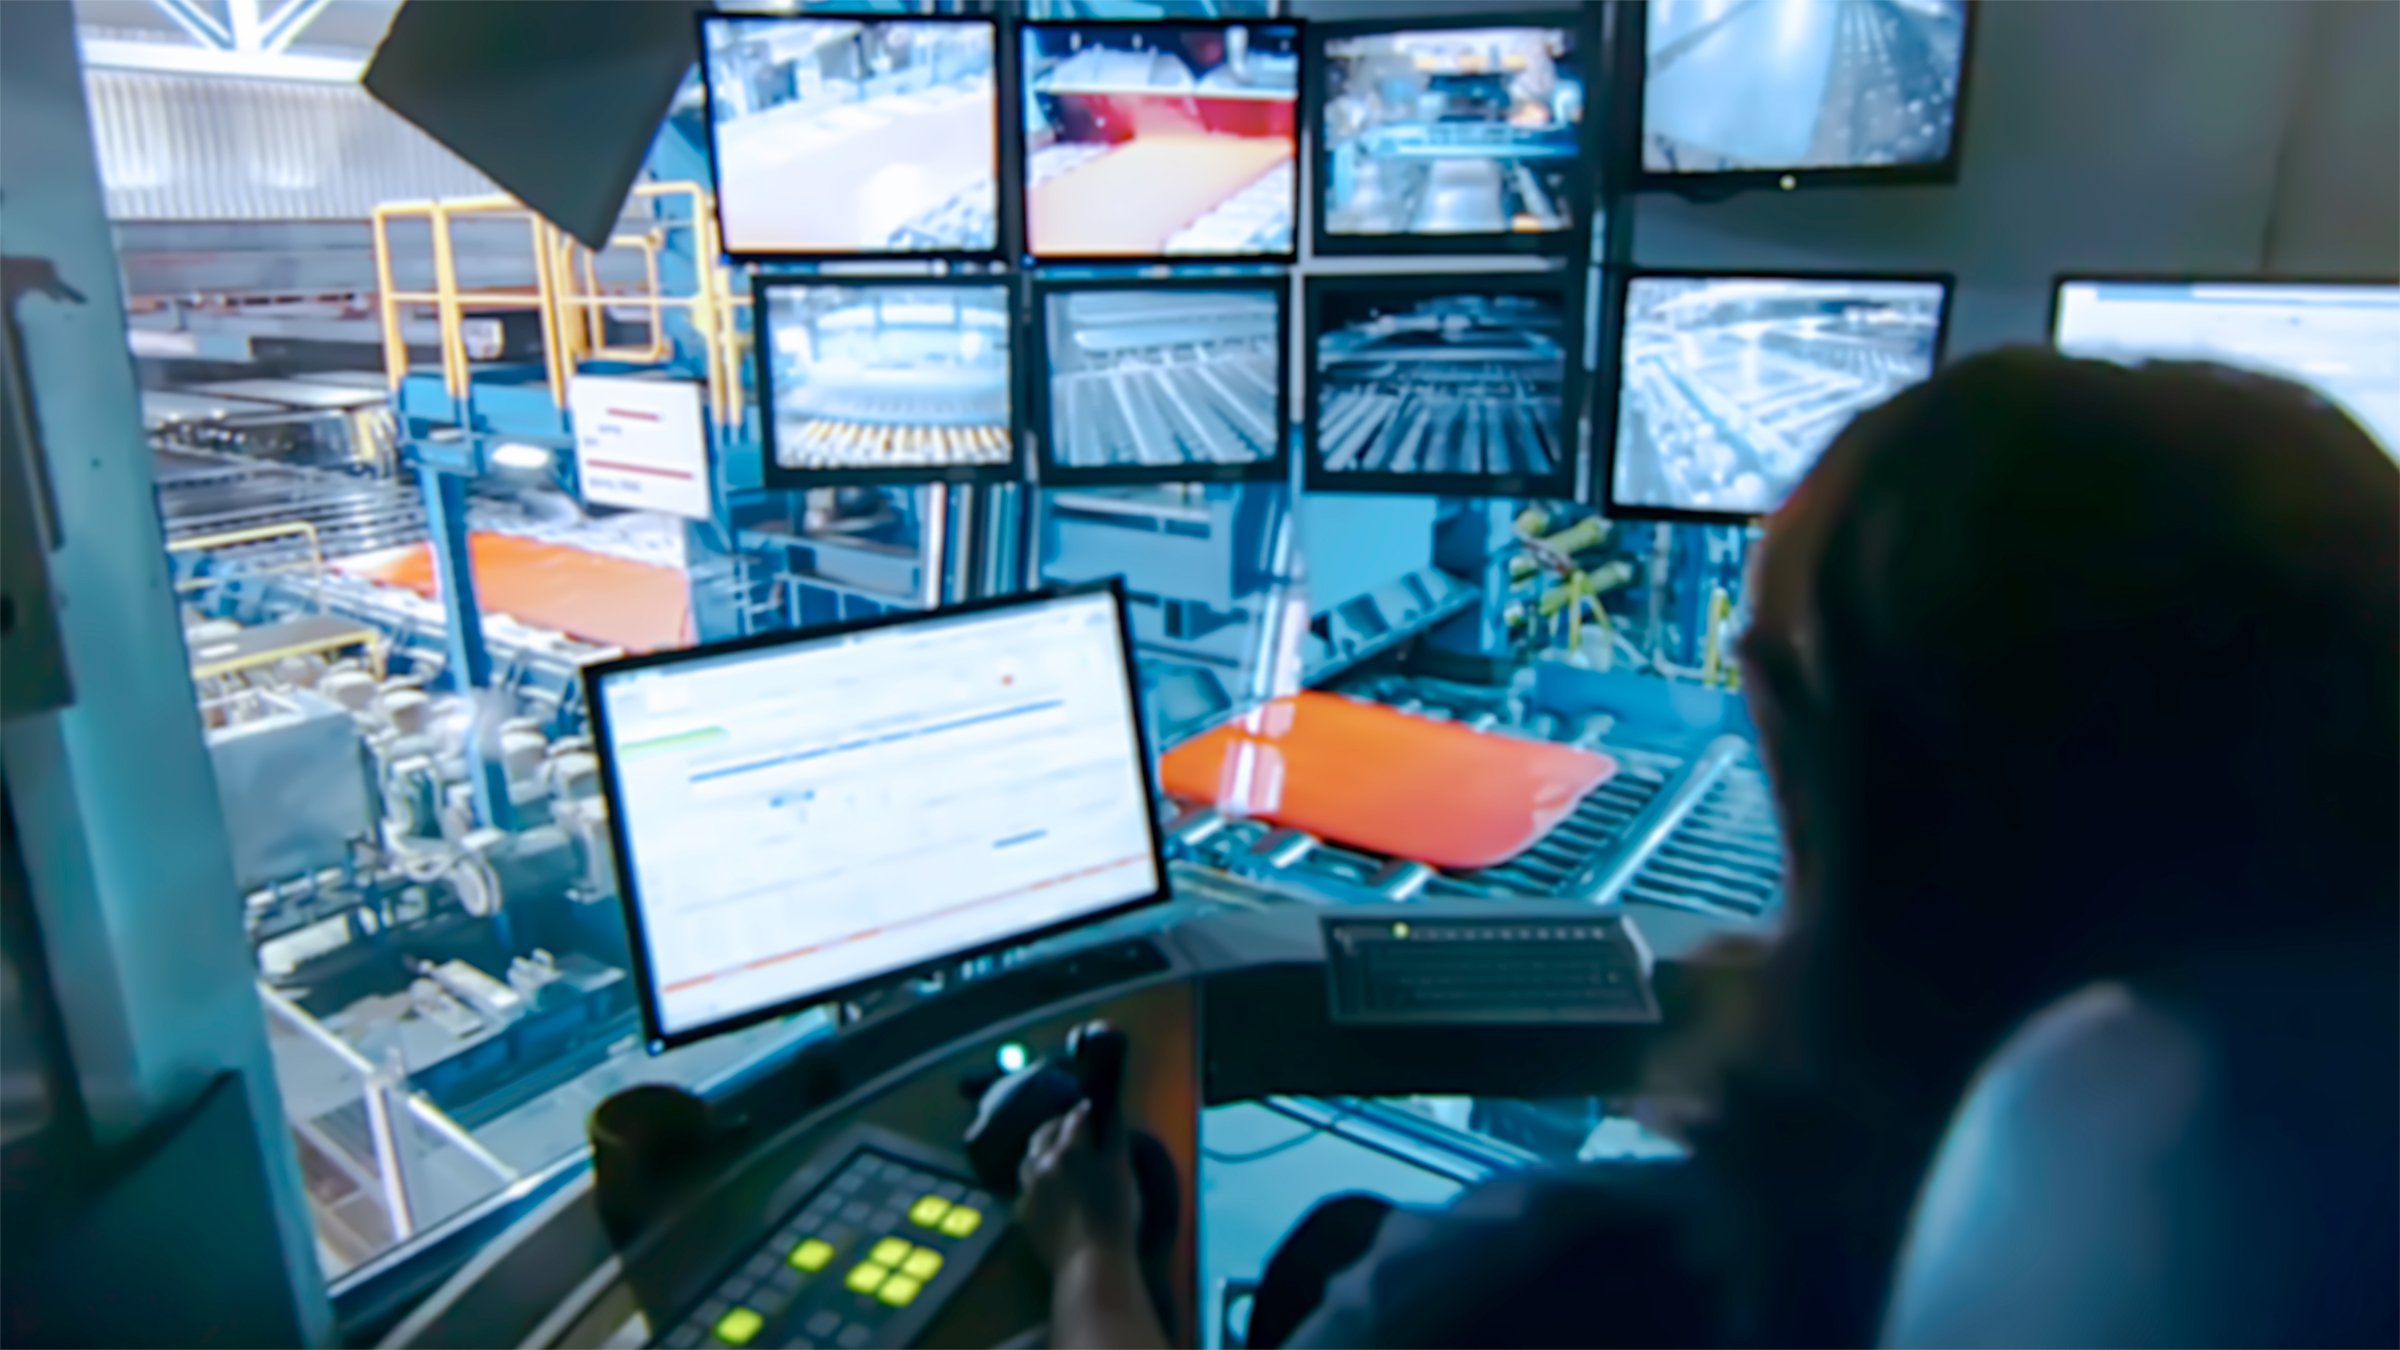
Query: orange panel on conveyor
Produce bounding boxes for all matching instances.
[1159,692,1618,871]
[1030,135,1292,256]
[341,533,692,654]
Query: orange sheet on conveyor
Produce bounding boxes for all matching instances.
[341,533,692,653]
[1159,692,1618,871]
[1030,135,1292,256]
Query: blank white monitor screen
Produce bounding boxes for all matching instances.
[2053,280,2400,459]
[1612,274,1949,518]
[593,590,1162,1045]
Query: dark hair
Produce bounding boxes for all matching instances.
[1715,349,2398,1340]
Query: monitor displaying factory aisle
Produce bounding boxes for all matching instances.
[1641,0,1970,179]
[1037,283,1289,485]
[1317,23,1583,246]
[702,16,1000,258]
[1306,276,1575,498]
[1610,274,1949,521]
[2052,279,2400,459]
[756,280,1020,488]
[1022,21,1301,260]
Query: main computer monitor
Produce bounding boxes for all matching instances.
[587,584,1170,1050]
[1032,276,1291,487]
[1312,15,1587,255]
[1020,20,1302,261]
[1605,270,1952,523]
[1637,0,1973,187]
[2051,278,2400,459]
[753,276,1023,489]
[1303,272,1579,499]
[699,14,1002,260]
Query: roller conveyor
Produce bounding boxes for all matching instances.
[1318,379,1561,476]
[153,449,427,563]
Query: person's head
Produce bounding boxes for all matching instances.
[1738,349,2398,1111]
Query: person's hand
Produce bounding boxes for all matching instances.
[1016,1100,1139,1270]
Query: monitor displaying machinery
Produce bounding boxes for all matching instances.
[1021,21,1302,260]
[2052,278,2400,459]
[701,15,1001,259]
[1608,272,1951,521]
[755,278,1020,488]
[1639,0,1971,183]
[1305,274,1576,498]
[1035,280,1290,485]
[1315,20,1584,250]
[587,585,1168,1048]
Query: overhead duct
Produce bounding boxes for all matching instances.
[361,0,706,250]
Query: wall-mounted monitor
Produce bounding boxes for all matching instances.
[1636,0,1973,188]
[1033,277,1291,487]
[700,14,1002,261]
[1304,272,1579,499]
[753,276,1023,489]
[1312,15,1588,256]
[1604,270,1952,523]
[2051,277,2400,459]
[1021,20,1302,262]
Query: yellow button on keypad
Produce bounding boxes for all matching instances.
[713,1307,764,1346]
[788,1237,834,1272]
[900,1247,943,1280]
[907,1195,952,1227]
[937,1206,982,1238]
[877,1274,923,1308]
[869,1236,912,1267]
[844,1262,890,1295]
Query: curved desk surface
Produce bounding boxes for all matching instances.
[385,879,1751,1350]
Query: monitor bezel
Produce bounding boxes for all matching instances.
[1626,0,1979,194]
[1301,269,1584,500]
[1596,266,1958,527]
[1029,272,1294,488]
[584,579,1174,1054]
[751,271,1030,490]
[1017,17,1307,266]
[2046,271,2400,347]
[696,11,1012,266]
[1306,10,1598,259]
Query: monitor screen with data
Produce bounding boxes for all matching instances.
[2052,279,2400,460]
[589,586,1167,1048]
[1608,272,1950,521]
[700,14,1001,259]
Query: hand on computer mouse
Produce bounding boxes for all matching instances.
[1016,1100,1140,1268]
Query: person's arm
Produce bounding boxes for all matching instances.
[1017,1101,1169,1350]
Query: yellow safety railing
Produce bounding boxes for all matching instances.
[168,521,327,595]
[371,182,749,429]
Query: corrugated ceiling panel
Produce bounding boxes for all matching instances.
[85,67,500,220]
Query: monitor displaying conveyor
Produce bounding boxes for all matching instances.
[700,14,1002,259]
[587,584,1168,1049]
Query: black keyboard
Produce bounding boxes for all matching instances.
[1324,913,1658,1026]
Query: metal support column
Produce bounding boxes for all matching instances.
[415,466,513,829]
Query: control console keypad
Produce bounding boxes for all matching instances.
[655,1148,1001,1349]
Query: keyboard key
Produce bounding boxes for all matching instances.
[908,1196,952,1227]
[789,1238,836,1272]
[901,1248,943,1280]
[844,1263,889,1296]
[938,1206,982,1238]
[712,1307,765,1347]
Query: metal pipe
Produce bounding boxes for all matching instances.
[1571,734,1752,906]
[363,1067,418,1241]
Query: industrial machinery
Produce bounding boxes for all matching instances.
[67,0,1790,1328]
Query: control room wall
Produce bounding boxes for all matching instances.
[1628,0,2395,356]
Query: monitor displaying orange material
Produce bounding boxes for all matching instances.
[1158,691,1617,870]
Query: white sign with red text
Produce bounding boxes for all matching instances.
[567,375,712,520]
